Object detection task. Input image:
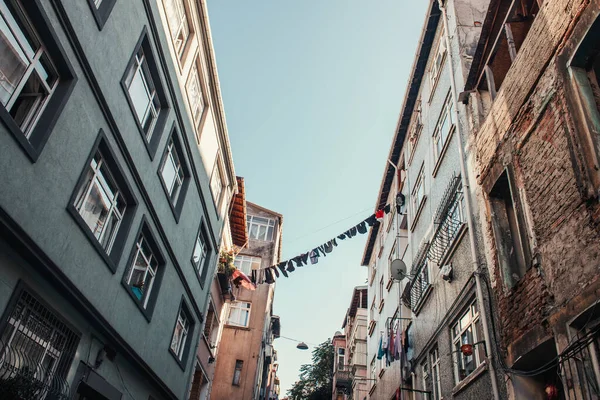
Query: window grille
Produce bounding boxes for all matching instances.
[407,241,431,312]
[429,176,464,263]
[0,290,79,399]
[559,323,600,400]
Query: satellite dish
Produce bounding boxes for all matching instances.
[391,259,408,281]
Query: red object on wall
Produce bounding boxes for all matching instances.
[376,209,384,219]
[460,344,473,356]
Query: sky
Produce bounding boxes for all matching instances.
[206,1,428,395]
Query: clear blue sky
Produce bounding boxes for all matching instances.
[206,1,428,395]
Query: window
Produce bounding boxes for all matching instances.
[0,0,75,160]
[430,347,441,400]
[192,223,211,287]
[370,356,376,387]
[421,359,430,395]
[170,303,192,363]
[411,168,426,219]
[234,255,261,276]
[232,360,243,386]
[433,96,454,167]
[452,301,485,383]
[337,348,345,371]
[86,0,117,29]
[476,0,539,101]
[429,39,446,97]
[227,301,251,327]
[489,169,531,287]
[203,301,219,349]
[247,215,275,241]
[122,221,165,319]
[122,30,168,158]
[379,276,384,310]
[164,0,191,61]
[186,59,205,131]
[210,156,224,208]
[410,259,431,313]
[74,151,125,254]
[0,287,79,398]
[158,128,190,218]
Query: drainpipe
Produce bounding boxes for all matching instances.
[437,2,501,400]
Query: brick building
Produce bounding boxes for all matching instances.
[463,0,600,397]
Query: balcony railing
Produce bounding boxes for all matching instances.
[334,366,353,390]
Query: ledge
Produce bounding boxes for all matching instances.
[452,359,488,396]
[224,324,250,331]
[432,124,456,178]
[369,383,377,396]
[386,277,394,291]
[378,299,385,313]
[410,196,427,232]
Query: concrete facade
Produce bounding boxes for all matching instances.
[340,286,368,400]
[463,0,600,398]
[332,332,348,400]
[362,1,505,399]
[0,0,234,398]
[210,201,283,400]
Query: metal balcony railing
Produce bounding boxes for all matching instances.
[334,366,353,390]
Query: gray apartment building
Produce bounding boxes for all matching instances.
[0,0,236,399]
[362,0,505,399]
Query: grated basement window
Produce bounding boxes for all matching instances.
[0,290,79,399]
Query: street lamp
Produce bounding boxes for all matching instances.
[296,342,308,350]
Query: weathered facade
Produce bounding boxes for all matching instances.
[0,0,234,398]
[362,0,506,399]
[210,201,283,400]
[341,286,368,400]
[332,331,348,400]
[463,0,600,397]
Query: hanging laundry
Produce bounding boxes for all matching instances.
[278,264,289,277]
[377,334,385,360]
[384,204,392,214]
[332,238,338,247]
[356,221,367,234]
[272,267,279,278]
[337,233,346,240]
[309,249,319,265]
[265,268,275,284]
[293,256,303,268]
[365,214,378,226]
[300,252,309,265]
[323,241,333,253]
[376,209,385,220]
[350,226,357,237]
[286,260,295,272]
[318,245,327,256]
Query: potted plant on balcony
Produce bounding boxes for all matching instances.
[217,249,235,294]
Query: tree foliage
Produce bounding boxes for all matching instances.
[287,339,334,400]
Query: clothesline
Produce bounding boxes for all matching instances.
[260,204,394,283]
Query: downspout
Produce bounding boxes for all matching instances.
[437,2,501,400]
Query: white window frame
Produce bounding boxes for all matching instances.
[0,0,59,136]
[411,168,425,217]
[337,348,345,370]
[74,151,125,254]
[227,301,251,328]
[192,228,209,278]
[421,359,429,395]
[164,0,190,60]
[234,255,261,276]
[451,301,483,384]
[160,137,185,203]
[93,0,102,7]
[430,347,441,400]
[429,39,446,97]
[186,59,205,130]
[171,309,190,360]
[125,48,160,141]
[247,215,275,241]
[433,96,455,165]
[210,156,224,208]
[125,234,158,308]
[370,356,376,388]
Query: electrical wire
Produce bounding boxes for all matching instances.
[115,362,138,400]
[278,335,319,346]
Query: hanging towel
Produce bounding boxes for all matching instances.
[265,268,275,284]
[338,233,346,240]
[356,221,367,234]
[278,264,289,277]
[300,252,309,265]
[332,238,338,247]
[377,335,385,360]
[309,250,319,265]
[365,214,378,227]
[293,256,303,268]
[318,245,327,256]
[286,260,295,272]
[323,241,333,253]
[272,267,279,278]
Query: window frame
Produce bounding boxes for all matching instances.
[226,301,251,328]
[232,359,243,386]
[432,94,455,175]
[169,297,195,370]
[186,54,208,136]
[210,154,225,212]
[121,28,169,160]
[203,300,220,351]
[191,220,212,288]
[121,217,166,322]
[85,0,117,29]
[67,130,137,273]
[163,0,193,64]
[429,38,446,101]
[410,165,427,230]
[451,300,485,384]
[0,0,77,162]
[157,124,190,221]
[430,346,442,400]
[234,255,262,276]
[246,215,276,241]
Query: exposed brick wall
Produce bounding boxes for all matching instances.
[467,0,600,355]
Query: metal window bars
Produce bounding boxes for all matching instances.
[430,175,464,264]
[403,241,431,312]
[0,290,79,399]
[558,324,600,400]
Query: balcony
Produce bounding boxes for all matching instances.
[334,366,352,391]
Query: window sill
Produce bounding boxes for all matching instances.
[378,299,385,314]
[432,125,456,178]
[225,324,251,331]
[378,368,386,378]
[368,320,376,337]
[412,284,433,316]
[452,360,488,396]
[410,196,428,232]
[121,281,153,323]
[386,278,394,292]
[438,224,467,267]
[168,347,187,372]
[202,334,216,357]
[369,383,377,396]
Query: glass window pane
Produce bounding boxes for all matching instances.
[0,11,28,105]
[9,70,47,131]
[128,66,151,125]
[161,151,178,195]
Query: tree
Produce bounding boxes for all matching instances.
[287,339,334,400]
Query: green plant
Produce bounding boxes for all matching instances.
[218,249,236,277]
